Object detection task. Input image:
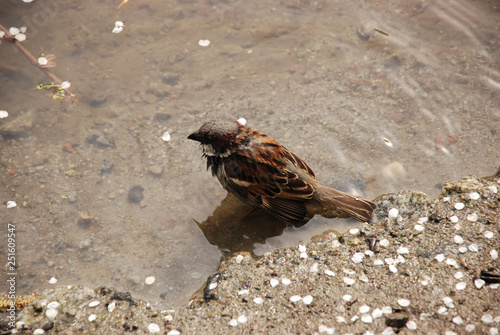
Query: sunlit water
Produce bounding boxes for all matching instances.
[1,0,499,309]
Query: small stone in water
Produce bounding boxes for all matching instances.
[454,202,464,210]
[6,201,17,209]
[229,319,238,327]
[449,215,459,223]
[48,277,57,284]
[454,271,464,279]
[397,298,410,307]
[282,278,291,285]
[290,295,302,302]
[456,282,467,290]
[237,315,247,323]
[270,278,279,287]
[414,224,425,231]
[453,316,464,325]
[488,186,498,194]
[458,246,467,253]
[88,314,97,322]
[372,308,383,318]
[145,276,155,285]
[454,235,464,244]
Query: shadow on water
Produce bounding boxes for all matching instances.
[196,192,362,258]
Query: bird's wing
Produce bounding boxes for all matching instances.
[223,133,316,224]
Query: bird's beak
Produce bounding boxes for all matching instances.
[187,132,201,142]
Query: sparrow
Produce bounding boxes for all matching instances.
[188,120,376,227]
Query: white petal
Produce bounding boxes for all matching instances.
[198,39,211,47]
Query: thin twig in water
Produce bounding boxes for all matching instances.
[0,22,77,102]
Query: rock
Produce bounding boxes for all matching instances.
[0,110,34,137]
[77,212,96,228]
[143,93,158,104]
[148,165,163,177]
[89,92,108,107]
[87,132,112,148]
[128,185,145,203]
[154,113,172,122]
[79,237,93,250]
[100,160,114,174]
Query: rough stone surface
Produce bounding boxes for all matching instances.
[8,173,499,334]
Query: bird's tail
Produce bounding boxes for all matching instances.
[309,186,376,223]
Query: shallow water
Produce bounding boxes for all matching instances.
[1,0,499,309]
